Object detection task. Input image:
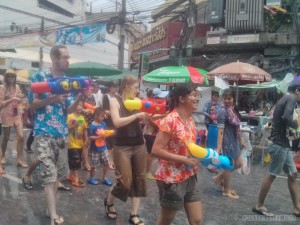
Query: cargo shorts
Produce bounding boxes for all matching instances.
[35,135,69,184]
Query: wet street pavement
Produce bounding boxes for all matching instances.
[0,131,300,225]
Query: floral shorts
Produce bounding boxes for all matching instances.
[35,135,69,184]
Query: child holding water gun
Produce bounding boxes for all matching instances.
[88,107,114,186]
[67,100,88,187]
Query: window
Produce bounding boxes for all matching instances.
[239,0,247,14]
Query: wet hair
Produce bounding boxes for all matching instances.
[212,91,219,96]
[94,106,105,116]
[222,88,242,120]
[222,88,236,100]
[50,45,67,59]
[120,75,138,92]
[168,84,197,111]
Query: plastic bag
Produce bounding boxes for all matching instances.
[237,150,250,175]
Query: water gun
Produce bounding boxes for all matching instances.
[187,143,234,171]
[30,76,90,94]
[95,129,115,147]
[124,98,166,114]
[84,102,96,112]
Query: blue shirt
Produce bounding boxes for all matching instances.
[89,121,108,152]
[28,70,73,137]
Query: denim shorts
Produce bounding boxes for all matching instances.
[156,175,201,210]
[268,143,297,176]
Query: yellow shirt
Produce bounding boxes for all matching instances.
[67,113,88,149]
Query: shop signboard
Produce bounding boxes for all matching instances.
[227,34,259,44]
[266,0,281,6]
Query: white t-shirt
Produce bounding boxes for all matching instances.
[93,90,103,107]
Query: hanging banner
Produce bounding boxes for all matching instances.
[0,32,56,49]
[55,23,106,45]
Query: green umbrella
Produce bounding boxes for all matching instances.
[66,61,122,77]
[143,66,208,84]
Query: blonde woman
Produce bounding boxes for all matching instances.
[104,75,147,225]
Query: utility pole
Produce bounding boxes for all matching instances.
[39,17,44,70]
[118,0,126,70]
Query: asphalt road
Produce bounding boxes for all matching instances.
[0,131,300,225]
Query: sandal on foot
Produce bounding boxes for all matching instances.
[87,178,100,185]
[104,197,117,220]
[129,214,144,225]
[252,206,274,217]
[22,177,33,190]
[222,192,239,199]
[72,180,86,187]
[66,176,76,183]
[57,185,71,191]
[53,216,64,225]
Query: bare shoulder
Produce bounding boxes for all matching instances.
[110,97,119,109]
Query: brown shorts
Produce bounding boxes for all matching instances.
[156,175,201,210]
[111,144,147,202]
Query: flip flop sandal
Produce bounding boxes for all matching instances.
[66,176,76,183]
[22,177,33,190]
[222,192,239,199]
[104,197,117,220]
[53,216,64,225]
[252,207,274,217]
[58,185,71,191]
[72,180,86,187]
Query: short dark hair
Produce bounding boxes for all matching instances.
[50,45,67,59]
[169,84,197,110]
[94,106,105,115]
[107,81,118,88]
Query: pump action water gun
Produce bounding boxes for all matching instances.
[124,98,166,114]
[95,129,115,147]
[30,77,90,94]
[187,143,234,171]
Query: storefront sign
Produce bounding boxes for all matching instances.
[266,0,281,7]
[227,34,259,44]
[207,37,220,45]
[133,26,166,51]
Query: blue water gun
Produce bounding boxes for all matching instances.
[30,76,90,94]
[188,143,234,171]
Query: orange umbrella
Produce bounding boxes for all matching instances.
[207,61,271,85]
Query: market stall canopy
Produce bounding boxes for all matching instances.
[66,61,122,77]
[94,70,138,81]
[238,73,294,94]
[143,66,208,84]
[207,61,272,85]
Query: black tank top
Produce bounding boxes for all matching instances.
[114,96,144,146]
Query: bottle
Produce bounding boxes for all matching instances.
[12,103,18,116]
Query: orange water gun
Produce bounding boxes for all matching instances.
[95,129,115,147]
[83,102,96,114]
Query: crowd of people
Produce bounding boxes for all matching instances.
[0,45,300,225]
